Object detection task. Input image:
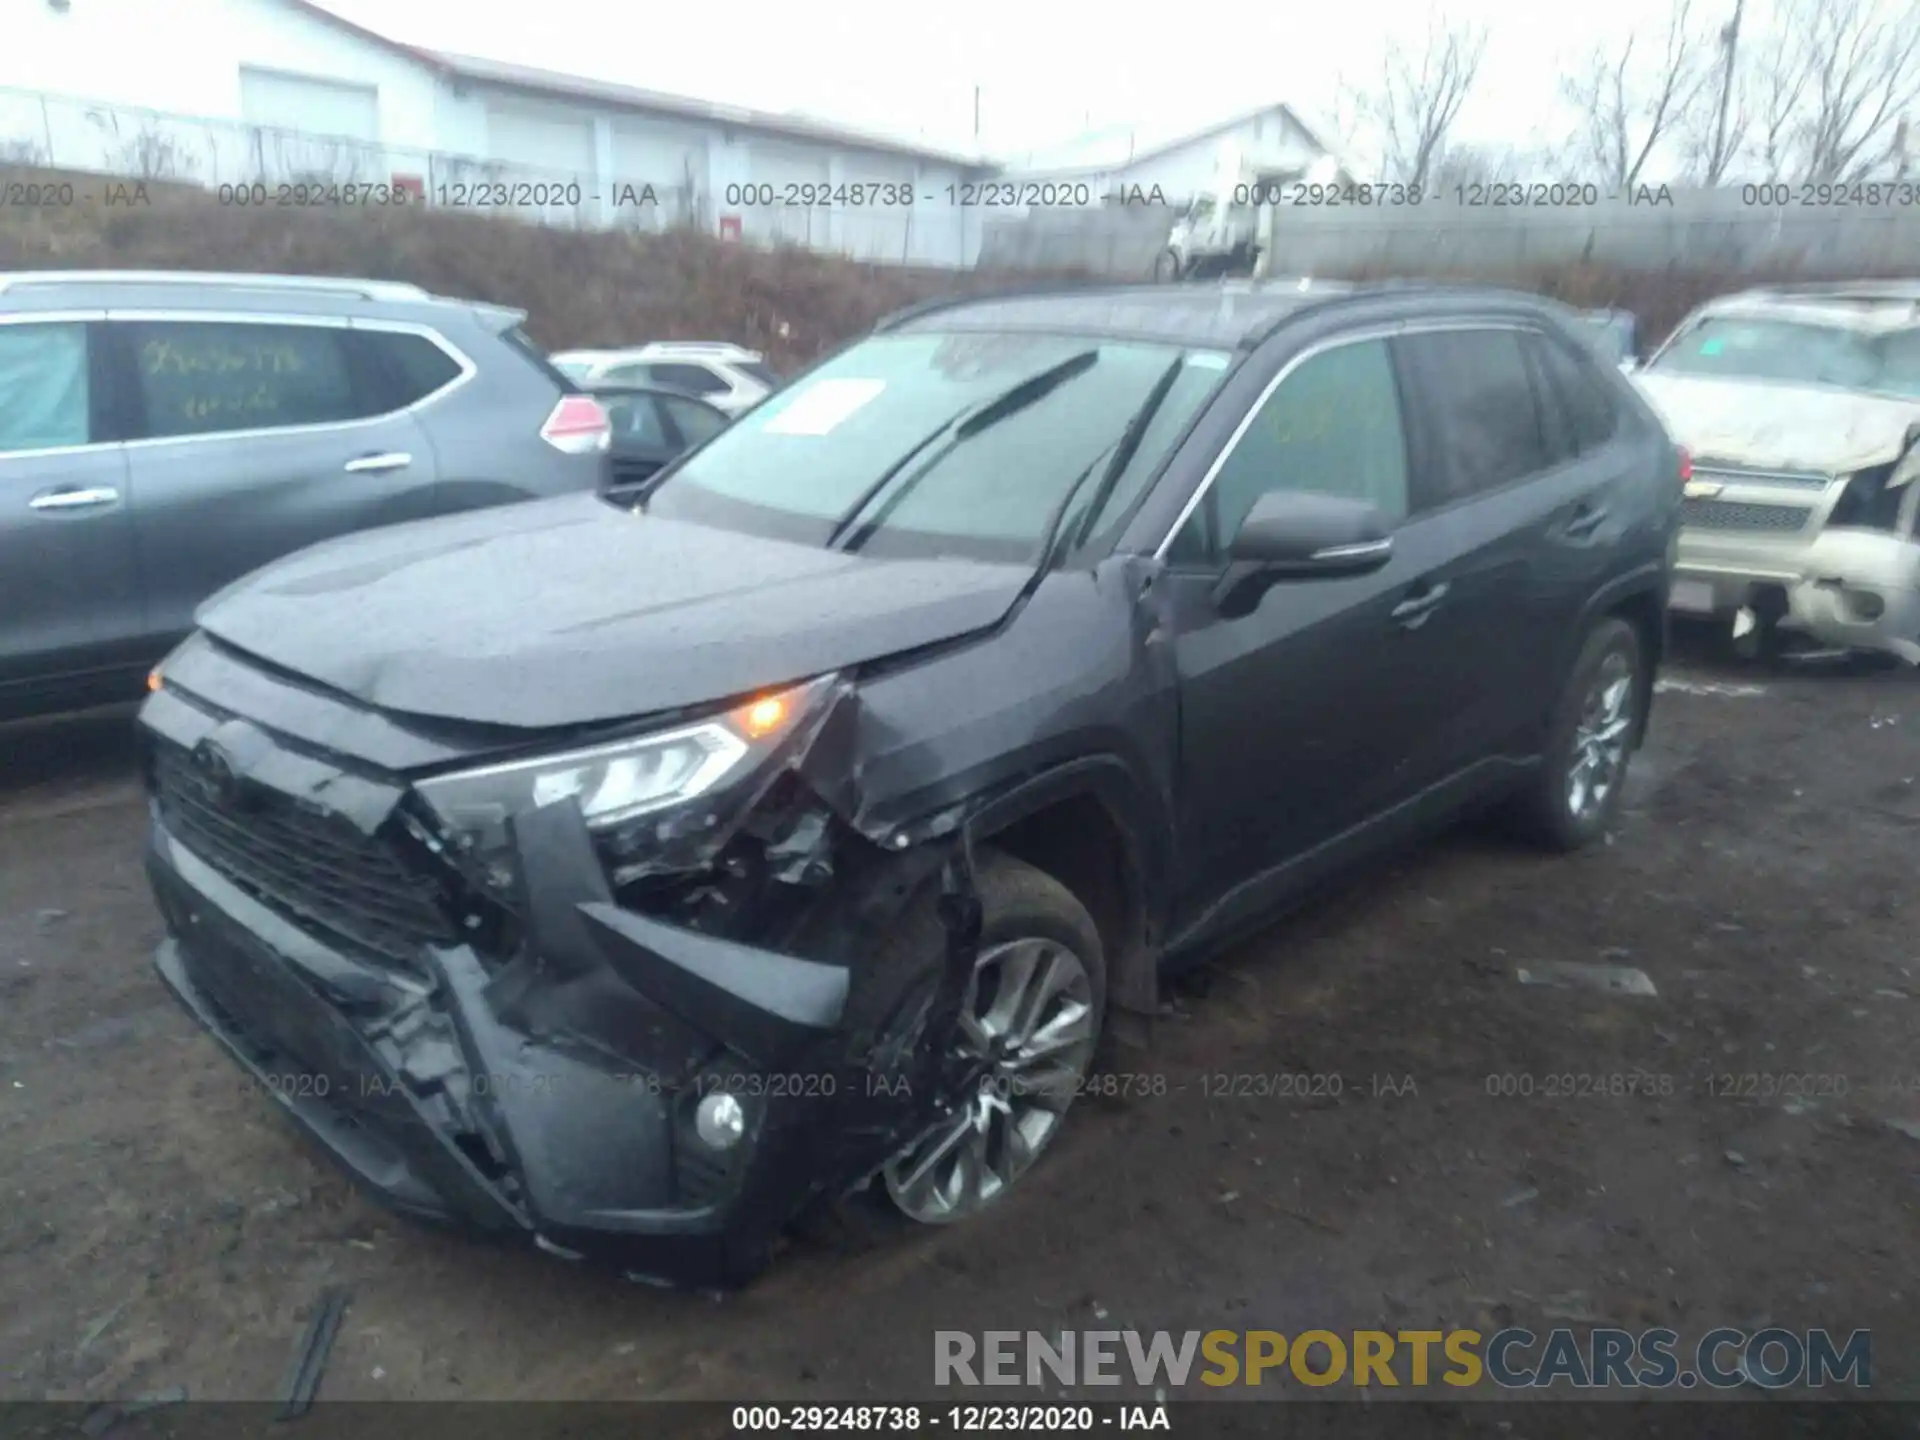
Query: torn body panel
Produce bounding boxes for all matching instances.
[1787,529,1920,663]
[792,554,1180,1013]
[1638,372,1920,661]
[140,665,998,1285]
[142,542,1177,1283]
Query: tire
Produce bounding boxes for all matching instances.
[1151,250,1183,283]
[847,850,1107,1226]
[1511,617,1645,852]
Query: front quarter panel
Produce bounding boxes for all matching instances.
[802,557,1179,933]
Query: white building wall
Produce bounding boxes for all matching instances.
[0,0,989,264]
[0,0,444,151]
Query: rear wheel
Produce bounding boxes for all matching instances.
[1512,617,1644,851]
[863,853,1106,1225]
[1151,250,1183,283]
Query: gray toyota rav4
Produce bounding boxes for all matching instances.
[140,282,1682,1286]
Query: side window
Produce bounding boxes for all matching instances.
[601,392,669,446]
[1396,329,1548,512]
[657,393,729,446]
[645,362,729,398]
[1521,335,1577,470]
[369,331,464,408]
[0,322,91,454]
[1169,338,1408,565]
[598,362,652,385]
[124,321,366,440]
[1528,333,1620,454]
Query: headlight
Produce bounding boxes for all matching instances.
[415,675,836,890]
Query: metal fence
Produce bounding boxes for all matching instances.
[980,186,1920,277]
[0,86,980,267]
[0,85,698,233]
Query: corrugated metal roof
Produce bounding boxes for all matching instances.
[428,51,992,169]
[1000,103,1342,178]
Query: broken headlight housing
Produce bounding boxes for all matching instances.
[414,674,840,891]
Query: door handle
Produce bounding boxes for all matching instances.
[344,451,412,474]
[1391,580,1451,629]
[29,485,120,512]
[1562,503,1610,539]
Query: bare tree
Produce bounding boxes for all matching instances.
[1561,0,1712,190]
[1749,17,1815,178]
[1675,0,1750,181]
[1352,14,1490,192]
[1427,143,1519,189]
[1791,0,1920,180]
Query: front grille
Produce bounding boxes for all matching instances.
[1682,498,1815,533]
[153,742,456,972]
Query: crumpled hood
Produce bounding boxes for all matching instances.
[193,493,1031,730]
[1632,371,1920,474]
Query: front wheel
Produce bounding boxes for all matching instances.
[1151,249,1183,283]
[1511,617,1645,851]
[871,853,1106,1225]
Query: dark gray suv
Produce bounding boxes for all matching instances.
[0,270,611,721]
[138,281,1682,1287]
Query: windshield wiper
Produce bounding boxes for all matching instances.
[1020,357,1191,594]
[1065,355,1187,554]
[826,349,1101,551]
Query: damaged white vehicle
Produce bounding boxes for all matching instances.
[1632,283,1920,661]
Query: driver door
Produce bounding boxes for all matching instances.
[1163,335,1460,938]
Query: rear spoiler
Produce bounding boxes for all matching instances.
[472,302,530,334]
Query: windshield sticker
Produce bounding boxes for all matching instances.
[763,378,885,436]
[1698,338,1726,355]
[1187,353,1230,370]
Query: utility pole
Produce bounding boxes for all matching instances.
[973,85,981,142]
[1709,0,1744,183]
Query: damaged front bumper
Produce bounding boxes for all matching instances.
[1673,529,1920,663]
[139,680,952,1288]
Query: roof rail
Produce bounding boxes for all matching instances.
[0,270,432,303]
[871,281,1109,333]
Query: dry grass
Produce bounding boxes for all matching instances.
[2,166,1910,360]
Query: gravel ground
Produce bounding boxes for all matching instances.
[1,631,1915,1412]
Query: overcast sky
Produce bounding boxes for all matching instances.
[317,0,1724,166]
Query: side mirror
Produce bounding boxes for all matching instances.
[1213,490,1393,616]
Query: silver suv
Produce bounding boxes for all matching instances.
[0,270,612,721]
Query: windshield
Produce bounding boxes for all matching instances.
[1648,316,1920,397]
[643,331,1231,562]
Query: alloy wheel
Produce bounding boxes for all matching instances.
[1566,649,1635,823]
[883,936,1098,1224]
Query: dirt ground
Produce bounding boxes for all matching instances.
[1,629,1916,1412]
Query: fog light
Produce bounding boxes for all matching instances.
[694,1092,747,1150]
[1845,589,1886,622]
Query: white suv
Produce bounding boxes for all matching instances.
[551,342,777,416]
[1631,283,1920,661]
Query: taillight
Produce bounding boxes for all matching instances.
[1676,446,1692,484]
[541,394,611,454]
